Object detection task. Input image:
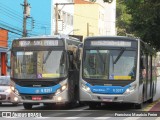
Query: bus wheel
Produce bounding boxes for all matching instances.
[134,103,143,109]
[88,102,101,109]
[0,102,2,105]
[23,103,32,109]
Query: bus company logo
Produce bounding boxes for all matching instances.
[93,89,105,92]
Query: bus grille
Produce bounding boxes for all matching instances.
[16,81,58,87]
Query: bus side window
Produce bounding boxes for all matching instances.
[140,57,146,79]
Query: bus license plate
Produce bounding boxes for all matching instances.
[102,98,112,102]
[32,96,42,100]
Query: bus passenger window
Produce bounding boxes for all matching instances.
[140,58,146,79]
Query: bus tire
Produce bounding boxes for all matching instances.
[0,102,2,105]
[23,103,32,109]
[88,102,100,109]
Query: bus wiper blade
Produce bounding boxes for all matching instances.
[97,50,105,64]
[43,51,52,64]
[113,48,125,64]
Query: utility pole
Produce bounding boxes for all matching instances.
[55,3,58,35]
[87,23,89,36]
[54,3,74,35]
[22,0,30,37]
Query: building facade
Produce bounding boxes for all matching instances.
[51,0,116,38]
[0,29,8,75]
[51,0,74,35]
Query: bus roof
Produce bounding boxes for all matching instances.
[14,34,80,42]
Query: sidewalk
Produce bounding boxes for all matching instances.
[149,101,160,111]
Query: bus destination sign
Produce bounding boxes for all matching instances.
[91,41,131,47]
[13,40,62,47]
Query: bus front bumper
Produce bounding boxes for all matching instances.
[10,90,69,104]
[80,88,140,104]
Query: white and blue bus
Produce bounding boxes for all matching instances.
[10,35,82,109]
[80,36,157,109]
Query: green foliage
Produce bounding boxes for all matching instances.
[124,0,160,50]
[116,0,132,36]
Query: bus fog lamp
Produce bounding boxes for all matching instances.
[14,97,18,102]
[57,97,62,101]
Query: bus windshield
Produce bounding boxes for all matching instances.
[12,50,67,79]
[83,49,136,80]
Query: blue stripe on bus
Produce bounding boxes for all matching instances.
[15,84,61,94]
[86,83,130,94]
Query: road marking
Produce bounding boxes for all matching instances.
[94,117,111,119]
[123,117,140,120]
[65,117,80,119]
[155,117,160,120]
[49,112,66,117]
[34,117,50,119]
[65,113,91,119]
[68,106,89,111]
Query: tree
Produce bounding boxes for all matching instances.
[124,0,160,50]
[116,0,132,36]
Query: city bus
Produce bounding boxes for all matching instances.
[80,36,158,109]
[9,35,82,109]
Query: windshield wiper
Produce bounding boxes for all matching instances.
[113,48,126,64]
[97,50,105,65]
[43,51,52,64]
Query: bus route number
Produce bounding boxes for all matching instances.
[41,88,52,93]
[113,89,124,93]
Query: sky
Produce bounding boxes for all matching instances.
[0,0,52,48]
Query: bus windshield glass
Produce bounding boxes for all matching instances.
[12,50,67,79]
[83,49,136,80]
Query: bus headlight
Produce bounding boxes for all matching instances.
[10,86,19,96]
[55,84,67,95]
[11,86,15,91]
[81,83,91,92]
[124,85,137,95]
